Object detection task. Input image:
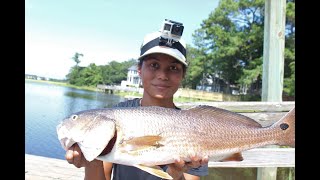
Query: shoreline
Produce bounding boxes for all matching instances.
[25,79,208,103]
[25,78,98,92]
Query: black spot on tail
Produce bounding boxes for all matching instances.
[280,123,289,130]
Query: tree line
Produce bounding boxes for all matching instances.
[66,0,295,98]
[66,53,136,86]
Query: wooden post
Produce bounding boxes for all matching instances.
[261,0,286,102]
[259,0,286,180]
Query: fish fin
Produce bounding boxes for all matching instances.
[121,135,164,153]
[186,105,262,127]
[220,152,244,162]
[124,135,163,146]
[134,164,173,180]
[272,107,295,147]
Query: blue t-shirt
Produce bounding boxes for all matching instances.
[111,98,209,180]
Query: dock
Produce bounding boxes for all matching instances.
[25,147,294,179]
[25,154,84,180]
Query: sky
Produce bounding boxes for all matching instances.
[25,0,219,80]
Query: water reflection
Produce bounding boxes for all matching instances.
[25,80,125,160]
[64,91,97,100]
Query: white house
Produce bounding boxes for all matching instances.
[121,65,141,87]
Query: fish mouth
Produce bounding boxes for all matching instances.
[99,130,117,156]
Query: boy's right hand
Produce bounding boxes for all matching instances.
[65,143,89,168]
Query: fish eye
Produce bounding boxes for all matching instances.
[71,115,78,120]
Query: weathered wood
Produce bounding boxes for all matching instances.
[25,154,84,180]
[240,112,287,127]
[261,1,288,179]
[208,148,294,167]
[25,148,294,179]
[177,101,294,112]
[261,0,287,102]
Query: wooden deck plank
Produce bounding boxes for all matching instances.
[25,147,294,179]
[208,148,295,168]
[177,101,295,112]
[25,154,84,180]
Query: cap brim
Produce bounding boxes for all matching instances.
[138,46,187,66]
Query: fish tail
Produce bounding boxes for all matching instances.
[273,107,295,147]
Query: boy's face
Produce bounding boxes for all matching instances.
[138,53,184,100]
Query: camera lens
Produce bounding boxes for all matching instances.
[173,27,180,33]
[171,25,184,36]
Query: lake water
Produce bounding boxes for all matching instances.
[25,80,125,160]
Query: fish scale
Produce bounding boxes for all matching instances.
[57,105,295,180]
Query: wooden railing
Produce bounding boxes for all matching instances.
[176,101,295,180]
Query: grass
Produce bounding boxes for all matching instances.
[25,79,97,91]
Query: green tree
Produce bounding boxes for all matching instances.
[80,63,103,86]
[66,52,84,85]
[182,44,206,89]
[101,59,137,85]
[283,0,295,98]
[66,66,85,86]
[66,53,136,86]
[200,0,265,94]
[71,52,83,66]
[188,0,294,97]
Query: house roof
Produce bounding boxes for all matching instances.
[128,65,137,71]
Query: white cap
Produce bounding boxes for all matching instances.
[138,31,187,66]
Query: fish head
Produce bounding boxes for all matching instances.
[56,109,116,162]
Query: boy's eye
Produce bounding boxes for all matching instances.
[150,63,159,68]
[170,66,178,71]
